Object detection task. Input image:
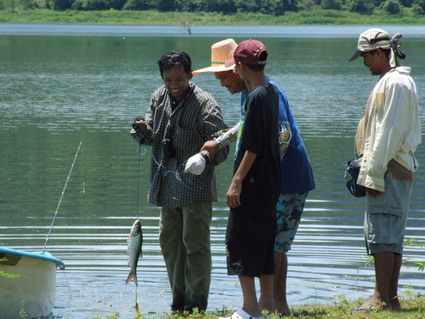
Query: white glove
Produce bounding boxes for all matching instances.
[184,153,206,175]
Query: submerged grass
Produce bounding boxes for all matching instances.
[89,295,425,319]
[1,8,425,25]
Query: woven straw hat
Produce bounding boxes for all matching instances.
[193,38,237,74]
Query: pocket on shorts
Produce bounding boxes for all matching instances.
[367,172,404,217]
[365,175,406,244]
[367,198,403,217]
[365,212,401,244]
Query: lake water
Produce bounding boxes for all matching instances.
[0,24,424,319]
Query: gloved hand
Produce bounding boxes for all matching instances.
[184,153,206,175]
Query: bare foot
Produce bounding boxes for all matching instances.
[390,297,401,311]
[352,297,392,314]
[275,304,290,317]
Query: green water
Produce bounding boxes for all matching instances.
[0,27,424,318]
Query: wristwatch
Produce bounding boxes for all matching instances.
[199,150,210,164]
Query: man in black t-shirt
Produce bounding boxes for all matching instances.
[219,39,280,319]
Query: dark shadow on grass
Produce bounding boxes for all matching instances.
[292,308,329,318]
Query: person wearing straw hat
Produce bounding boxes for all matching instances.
[186,39,315,316]
[348,28,421,313]
[192,38,238,75]
[192,39,246,97]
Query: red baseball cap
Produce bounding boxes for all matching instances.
[225,39,268,67]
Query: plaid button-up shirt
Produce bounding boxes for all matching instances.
[142,83,229,207]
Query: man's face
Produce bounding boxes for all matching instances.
[214,70,245,94]
[361,50,383,76]
[162,65,192,100]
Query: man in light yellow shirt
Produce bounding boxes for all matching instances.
[349,28,421,313]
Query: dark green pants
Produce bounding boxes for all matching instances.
[159,201,212,311]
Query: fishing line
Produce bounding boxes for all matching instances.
[134,145,146,315]
[150,152,203,191]
[136,143,203,192]
[135,144,145,219]
[58,268,73,307]
[42,141,82,254]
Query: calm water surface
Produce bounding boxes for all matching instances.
[0,24,424,318]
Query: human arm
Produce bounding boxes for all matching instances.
[185,122,239,175]
[198,94,230,165]
[200,140,220,160]
[366,187,383,197]
[226,150,257,208]
[202,122,240,158]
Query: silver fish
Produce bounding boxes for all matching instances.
[126,219,143,286]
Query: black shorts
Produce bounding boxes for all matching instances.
[225,203,276,277]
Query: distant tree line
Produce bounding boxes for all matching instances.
[1,0,425,15]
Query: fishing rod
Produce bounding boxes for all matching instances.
[42,141,82,254]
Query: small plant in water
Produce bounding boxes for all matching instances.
[365,255,374,267]
[19,301,27,319]
[404,238,425,271]
[92,312,120,319]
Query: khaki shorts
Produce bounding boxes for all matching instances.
[365,171,413,255]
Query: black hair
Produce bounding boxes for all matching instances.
[369,48,391,58]
[381,48,391,59]
[157,51,192,77]
[368,48,400,67]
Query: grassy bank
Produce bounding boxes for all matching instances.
[89,295,425,319]
[1,8,425,25]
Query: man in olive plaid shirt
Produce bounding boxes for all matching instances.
[131,50,229,313]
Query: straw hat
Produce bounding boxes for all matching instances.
[193,38,237,74]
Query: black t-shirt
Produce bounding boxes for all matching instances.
[234,84,281,218]
[225,83,281,277]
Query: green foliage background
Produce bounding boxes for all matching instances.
[1,0,425,18]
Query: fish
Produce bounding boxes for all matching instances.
[126,219,143,286]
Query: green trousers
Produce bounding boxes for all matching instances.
[159,201,212,311]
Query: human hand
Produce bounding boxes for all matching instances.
[226,181,241,208]
[184,153,206,175]
[366,187,383,197]
[130,119,147,144]
[132,119,147,132]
